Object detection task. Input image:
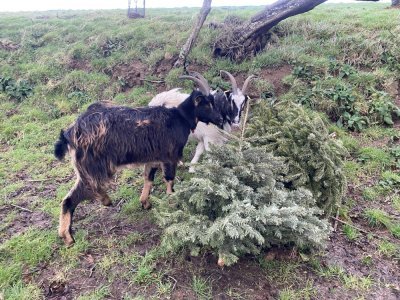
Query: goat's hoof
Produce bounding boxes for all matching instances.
[101,199,112,206]
[141,202,152,210]
[62,235,75,247]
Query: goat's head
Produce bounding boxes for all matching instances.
[220,70,256,127]
[179,75,223,128]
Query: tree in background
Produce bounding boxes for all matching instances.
[176,0,387,64]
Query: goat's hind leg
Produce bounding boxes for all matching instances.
[162,162,177,194]
[140,163,158,209]
[59,179,91,247]
[94,187,112,206]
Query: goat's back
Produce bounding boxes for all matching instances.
[148,88,188,108]
[65,103,190,166]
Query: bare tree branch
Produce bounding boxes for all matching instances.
[174,0,212,68]
[213,0,327,61]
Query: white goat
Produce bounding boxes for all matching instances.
[149,71,254,172]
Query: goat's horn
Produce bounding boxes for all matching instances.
[188,71,209,88]
[220,70,238,95]
[179,75,210,96]
[241,75,256,95]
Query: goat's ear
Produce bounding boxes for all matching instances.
[224,90,231,99]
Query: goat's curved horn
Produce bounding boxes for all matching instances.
[220,70,238,95]
[179,75,210,96]
[241,75,256,95]
[189,71,209,88]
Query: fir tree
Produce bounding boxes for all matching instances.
[156,143,331,266]
[245,100,347,215]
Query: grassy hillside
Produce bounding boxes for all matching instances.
[1,3,399,299]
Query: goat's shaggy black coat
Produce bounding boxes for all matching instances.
[55,90,221,246]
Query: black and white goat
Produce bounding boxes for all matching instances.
[54,78,222,246]
[149,71,255,172]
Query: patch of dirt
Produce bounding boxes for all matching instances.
[316,232,400,300]
[153,53,178,76]
[34,199,161,299]
[258,64,292,97]
[0,39,20,51]
[170,257,276,300]
[109,61,148,91]
[66,58,92,72]
[0,203,52,243]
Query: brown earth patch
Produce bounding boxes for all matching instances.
[153,53,178,76]
[110,61,148,91]
[0,39,20,51]
[258,64,292,97]
[66,58,92,72]
[33,198,161,299]
[0,204,53,243]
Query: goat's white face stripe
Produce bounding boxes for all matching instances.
[232,91,246,123]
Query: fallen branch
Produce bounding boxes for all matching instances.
[167,275,177,291]
[89,265,96,278]
[11,203,33,213]
[333,209,340,232]
[26,178,52,182]
[140,78,165,83]
[331,216,369,234]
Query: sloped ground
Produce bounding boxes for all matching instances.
[1,4,400,299]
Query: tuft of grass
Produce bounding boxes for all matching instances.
[77,286,110,300]
[377,240,398,257]
[393,196,400,213]
[192,275,212,300]
[0,263,22,290]
[343,161,362,184]
[357,147,391,172]
[341,274,372,291]
[361,255,373,266]
[364,209,400,238]
[0,229,57,267]
[342,224,360,241]
[259,259,300,284]
[364,208,392,228]
[279,280,316,300]
[2,282,43,300]
[318,264,373,291]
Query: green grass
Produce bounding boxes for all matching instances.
[317,264,373,292]
[364,209,392,228]
[279,280,316,300]
[358,147,392,172]
[342,224,360,241]
[192,275,212,300]
[0,3,399,299]
[393,196,400,213]
[364,209,400,238]
[77,286,110,300]
[377,240,398,257]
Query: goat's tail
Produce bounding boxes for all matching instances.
[54,130,69,161]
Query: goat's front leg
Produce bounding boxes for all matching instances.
[189,141,205,173]
[162,162,177,194]
[140,164,158,209]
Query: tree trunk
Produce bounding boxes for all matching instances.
[392,0,400,7]
[174,0,212,68]
[213,0,327,61]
